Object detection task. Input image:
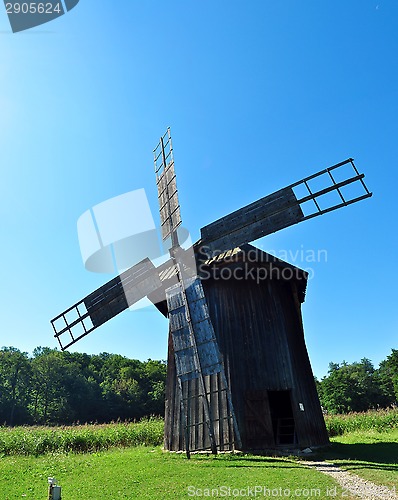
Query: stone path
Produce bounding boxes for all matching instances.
[301,461,397,500]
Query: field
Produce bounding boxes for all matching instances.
[0,417,164,456]
[0,410,397,499]
[324,407,398,436]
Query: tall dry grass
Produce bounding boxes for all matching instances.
[325,407,398,436]
[0,417,163,456]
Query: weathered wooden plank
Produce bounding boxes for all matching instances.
[202,187,293,239]
[156,160,182,240]
[167,278,224,382]
[200,187,304,253]
[84,258,160,328]
[205,207,304,254]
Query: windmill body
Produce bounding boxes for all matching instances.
[51,128,371,454]
[161,245,328,451]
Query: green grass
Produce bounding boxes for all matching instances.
[322,429,398,491]
[320,408,398,489]
[325,407,398,436]
[1,413,397,498]
[0,447,355,499]
[2,408,397,456]
[0,418,164,456]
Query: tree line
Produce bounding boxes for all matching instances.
[0,346,397,426]
[316,350,398,414]
[0,347,166,426]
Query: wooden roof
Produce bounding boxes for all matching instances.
[148,243,308,317]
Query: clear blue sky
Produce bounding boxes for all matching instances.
[0,1,396,379]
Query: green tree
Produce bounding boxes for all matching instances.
[142,360,167,415]
[30,348,71,423]
[318,358,385,414]
[0,347,31,425]
[377,349,398,403]
[0,346,167,425]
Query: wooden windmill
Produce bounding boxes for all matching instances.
[51,128,372,455]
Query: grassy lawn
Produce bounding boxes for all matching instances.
[323,429,398,491]
[1,413,397,499]
[0,446,356,499]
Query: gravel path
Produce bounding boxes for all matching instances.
[300,461,397,499]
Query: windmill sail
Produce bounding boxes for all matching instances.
[167,276,242,453]
[154,128,241,455]
[167,277,224,382]
[200,158,372,254]
[51,258,161,350]
[154,128,182,243]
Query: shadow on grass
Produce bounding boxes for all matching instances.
[182,441,398,472]
[307,441,398,471]
[191,455,305,469]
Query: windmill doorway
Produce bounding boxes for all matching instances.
[268,390,296,446]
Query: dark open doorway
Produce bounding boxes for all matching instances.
[268,390,296,446]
